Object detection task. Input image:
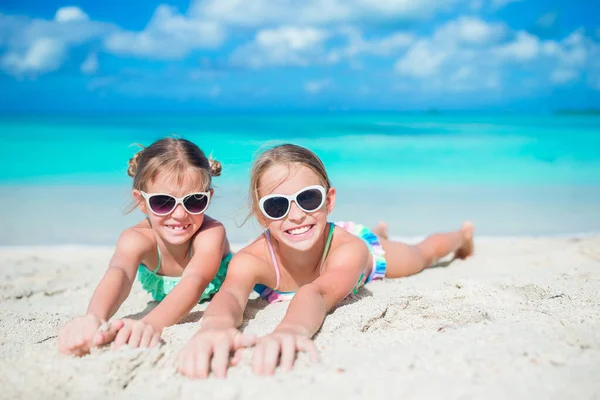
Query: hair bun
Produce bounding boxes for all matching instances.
[209,157,222,177]
[127,150,143,178]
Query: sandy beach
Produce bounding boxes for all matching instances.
[1,236,599,399]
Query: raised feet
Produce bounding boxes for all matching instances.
[372,221,389,240]
[454,221,474,260]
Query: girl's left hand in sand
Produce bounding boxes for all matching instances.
[111,318,161,349]
[251,327,319,375]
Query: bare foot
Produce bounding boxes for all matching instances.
[372,221,389,240]
[454,221,474,259]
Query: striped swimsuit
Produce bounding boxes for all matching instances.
[253,221,387,303]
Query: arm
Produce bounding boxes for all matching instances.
[86,229,148,320]
[200,251,261,331]
[177,251,264,379]
[251,239,369,375]
[141,222,227,331]
[58,229,149,355]
[275,241,369,338]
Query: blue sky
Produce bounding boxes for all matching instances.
[0,0,599,111]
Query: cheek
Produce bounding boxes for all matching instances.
[264,219,283,233]
[191,213,206,225]
[147,213,166,226]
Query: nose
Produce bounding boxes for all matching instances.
[171,203,187,219]
[287,201,306,223]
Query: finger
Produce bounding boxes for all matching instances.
[113,325,131,349]
[94,320,123,346]
[127,324,144,348]
[211,342,231,379]
[252,341,265,375]
[139,326,154,348]
[150,333,161,348]
[263,338,281,375]
[194,342,213,379]
[230,348,244,366]
[233,332,256,349]
[280,336,296,371]
[297,338,320,362]
[177,348,196,378]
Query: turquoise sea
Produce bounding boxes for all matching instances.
[1,112,599,245]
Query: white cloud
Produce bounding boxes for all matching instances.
[0,9,114,77]
[104,5,225,60]
[551,69,578,84]
[230,26,329,68]
[494,31,540,61]
[395,40,449,77]
[191,0,459,27]
[1,37,66,77]
[81,52,98,74]
[55,6,89,23]
[304,79,331,93]
[435,16,507,44]
[337,28,415,58]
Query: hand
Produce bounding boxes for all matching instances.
[112,318,162,350]
[177,328,255,379]
[58,315,123,356]
[251,327,319,375]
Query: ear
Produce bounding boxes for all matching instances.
[132,190,148,214]
[325,187,336,214]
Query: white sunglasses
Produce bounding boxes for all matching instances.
[258,185,326,220]
[140,191,211,216]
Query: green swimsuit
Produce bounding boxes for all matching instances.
[136,245,232,302]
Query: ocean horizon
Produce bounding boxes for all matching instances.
[1,112,599,246]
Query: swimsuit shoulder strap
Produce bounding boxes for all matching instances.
[265,230,281,290]
[153,245,162,273]
[318,222,335,275]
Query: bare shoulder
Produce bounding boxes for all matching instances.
[228,235,271,278]
[109,223,156,272]
[192,215,226,244]
[327,225,370,265]
[116,222,155,255]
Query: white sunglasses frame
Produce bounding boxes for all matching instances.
[139,190,212,216]
[258,184,327,220]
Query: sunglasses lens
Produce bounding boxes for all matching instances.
[297,188,323,211]
[148,195,176,215]
[263,197,289,219]
[184,194,208,213]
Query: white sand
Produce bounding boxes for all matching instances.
[1,237,599,399]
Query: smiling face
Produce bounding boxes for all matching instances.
[257,163,336,251]
[134,168,211,246]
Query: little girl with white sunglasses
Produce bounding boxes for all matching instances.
[177,143,475,379]
[58,137,232,356]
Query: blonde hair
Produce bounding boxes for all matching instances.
[126,137,221,212]
[248,143,331,219]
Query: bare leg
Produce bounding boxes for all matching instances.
[378,221,474,279]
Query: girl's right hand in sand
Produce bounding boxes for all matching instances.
[177,328,256,379]
[58,315,123,356]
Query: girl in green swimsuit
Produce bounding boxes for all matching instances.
[58,137,232,356]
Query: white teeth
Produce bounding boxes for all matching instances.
[168,224,189,231]
[287,226,311,235]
